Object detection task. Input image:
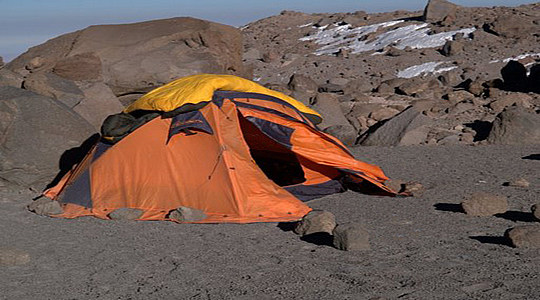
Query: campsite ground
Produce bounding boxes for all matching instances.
[1,144,540,299]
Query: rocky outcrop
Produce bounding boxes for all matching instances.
[423,0,459,24]
[7,17,251,96]
[486,107,540,145]
[358,106,433,146]
[0,87,95,190]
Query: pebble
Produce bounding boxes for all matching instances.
[294,210,336,236]
[333,223,370,251]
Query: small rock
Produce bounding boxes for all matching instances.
[0,248,31,266]
[440,40,463,56]
[369,107,400,121]
[504,178,530,188]
[403,182,425,197]
[262,51,278,63]
[530,204,540,220]
[294,210,336,236]
[169,206,207,222]
[322,124,357,147]
[461,192,508,216]
[384,179,405,193]
[243,48,262,61]
[28,197,63,216]
[328,77,349,86]
[333,223,370,251]
[108,208,144,220]
[505,226,540,248]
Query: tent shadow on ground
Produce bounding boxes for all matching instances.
[523,154,540,160]
[434,203,464,213]
[494,211,538,222]
[45,133,100,191]
[470,235,513,247]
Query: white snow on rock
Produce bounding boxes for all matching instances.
[300,20,476,55]
[490,52,540,64]
[397,61,457,78]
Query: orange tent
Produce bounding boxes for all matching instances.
[44,74,397,223]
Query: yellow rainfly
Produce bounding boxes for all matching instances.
[124,74,322,123]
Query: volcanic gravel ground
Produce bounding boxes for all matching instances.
[1,144,540,299]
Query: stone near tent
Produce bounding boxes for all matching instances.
[358,106,433,146]
[0,247,31,266]
[505,226,540,248]
[402,182,426,197]
[333,223,370,251]
[22,72,84,108]
[108,208,144,220]
[28,197,63,216]
[6,17,250,96]
[0,68,23,88]
[287,74,318,98]
[311,93,351,129]
[294,210,336,236]
[486,106,540,145]
[73,82,125,130]
[461,192,507,217]
[0,86,95,190]
[169,206,207,222]
[422,0,459,24]
[322,124,357,146]
[384,179,405,193]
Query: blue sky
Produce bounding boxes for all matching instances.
[1,0,537,62]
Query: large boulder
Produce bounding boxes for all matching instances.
[311,93,357,146]
[6,17,251,96]
[358,106,433,146]
[422,0,459,24]
[486,106,540,145]
[0,87,95,190]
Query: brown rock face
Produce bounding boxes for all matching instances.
[487,107,540,145]
[423,0,459,24]
[53,52,102,81]
[0,87,95,190]
[461,192,508,216]
[7,17,251,95]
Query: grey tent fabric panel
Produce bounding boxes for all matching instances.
[285,179,345,202]
[92,142,112,162]
[58,169,93,208]
[245,116,294,149]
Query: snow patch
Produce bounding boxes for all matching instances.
[298,23,313,28]
[490,52,540,64]
[300,20,475,55]
[397,62,457,78]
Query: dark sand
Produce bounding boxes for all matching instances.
[1,144,540,299]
